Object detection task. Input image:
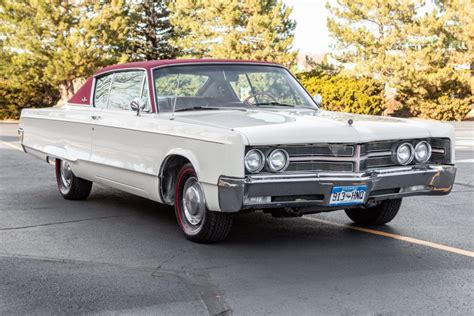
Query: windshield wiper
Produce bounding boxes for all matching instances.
[253,102,317,110]
[253,102,295,107]
[174,106,224,112]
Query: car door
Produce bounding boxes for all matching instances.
[90,69,157,198]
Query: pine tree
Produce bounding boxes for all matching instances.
[1,0,131,102]
[129,0,179,61]
[326,0,472,120]
[326,0,422,81]
[169,0,297,67]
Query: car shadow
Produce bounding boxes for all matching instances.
[83,186,467,277]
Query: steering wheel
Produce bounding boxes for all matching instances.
[243,91,278,105]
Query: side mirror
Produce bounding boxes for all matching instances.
[130,98,146,116]
[313,94,323,107]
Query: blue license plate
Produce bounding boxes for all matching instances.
[329,185,367,206]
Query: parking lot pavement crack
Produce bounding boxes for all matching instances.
[151,267,232,316]
[0,252,157,272]
[153,254,179,271]
[454,182,474,189]
[0,215,128,231]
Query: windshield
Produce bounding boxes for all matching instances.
[152,64,317,112]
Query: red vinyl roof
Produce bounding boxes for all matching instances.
[70,59,281,108]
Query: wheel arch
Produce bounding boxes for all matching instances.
[159,150,201,205]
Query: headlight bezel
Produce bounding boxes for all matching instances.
[414,141,432,163]
[266,148,290,172]
[244,149,265,173]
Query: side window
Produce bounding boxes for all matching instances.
[94,74,113,108]
[108,71,145,111]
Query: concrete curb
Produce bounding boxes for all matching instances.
[0,120,20,124]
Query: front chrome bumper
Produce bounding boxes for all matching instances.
[217,165,456,212]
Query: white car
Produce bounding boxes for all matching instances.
[18,59,456,242]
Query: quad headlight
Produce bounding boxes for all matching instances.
[245,148,290,173]
[267,149,289,172]
[244,149,265,173]
[395,143,415,165]
[414,141,431,163]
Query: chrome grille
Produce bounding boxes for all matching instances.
[246,138,451,174]
[285,144,355,172]
[282,145,354,157]
[286,161,354,172]
[362,138,451,169]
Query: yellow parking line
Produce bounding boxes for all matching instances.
[304,217,474,258]
[0,140,23,151]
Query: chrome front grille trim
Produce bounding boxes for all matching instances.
[246,138,451,174]
[287,161,354,172]
[354,144,361,172]
[281,144,355,157]
[289,150,393,162]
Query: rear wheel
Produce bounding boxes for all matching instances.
[344,198,402,226]
[55,159,92,200]
[174,163,233,243]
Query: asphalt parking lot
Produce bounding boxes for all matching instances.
[1,121,473,315]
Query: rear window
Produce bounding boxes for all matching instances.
[108,71,145,111]
[94,74,113,108]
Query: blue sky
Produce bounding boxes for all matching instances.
[283,0,332,54]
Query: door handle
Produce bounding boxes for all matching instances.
[91,115,102,120]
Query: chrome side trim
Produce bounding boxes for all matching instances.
[95,175,146,192]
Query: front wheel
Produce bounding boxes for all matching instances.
[174,163,233,243]
[344,198,402,226]
[55,159,92,200]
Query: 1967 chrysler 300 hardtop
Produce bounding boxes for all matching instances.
[19,59,456,242]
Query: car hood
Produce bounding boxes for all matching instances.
[174,108,449,145]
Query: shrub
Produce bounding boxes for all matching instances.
[298,73,386,115]
[0,78,59,120]
[417,96,473,121]
[394,68,473,121]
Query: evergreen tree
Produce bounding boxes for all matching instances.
[0,0,131,102]
[129,0,179,61]
[327,0,472,120]
[169,0,297,67]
